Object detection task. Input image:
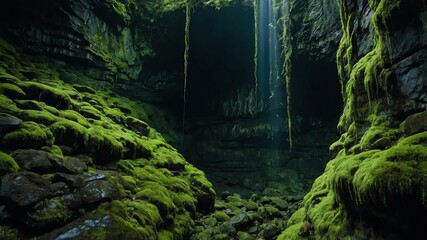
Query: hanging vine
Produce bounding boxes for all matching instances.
[281,0,293,151]
[182,0,191,146]
[253,0,259,113]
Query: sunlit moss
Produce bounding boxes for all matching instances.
[0,151,20,175]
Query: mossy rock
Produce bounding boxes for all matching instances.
[27,198,74,230]
[50,119,88,151]
[21,82,73,110]
[2,121,53,149]
[0,151,20,176]
[0,82,26,98]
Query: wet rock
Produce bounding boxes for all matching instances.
[293,0,342,60]
[0,171,52,206]
[228,213,248,229]
[219,222,237,237]
[263,224,281,239]
[270,197,289,210]
[83,172,107,182]
[370,138,391,150]
[53,173,85,189]
[248,226,258,234]
[401,111,427,135]
[12,149,53,173]
[60,180,122,209]
[0,114,21,134]
[41,214,113,240]
[49,156,87,174]
[27,198,74,230]
[73,154,94,167]
[51,182,70,196]
[220,191,232,200]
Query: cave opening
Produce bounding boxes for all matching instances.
[145,4,343,197]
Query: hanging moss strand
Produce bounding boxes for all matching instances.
[282,0,293,151]
[253,0,259,112]
[182,1,191,146]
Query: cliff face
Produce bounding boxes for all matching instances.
[0,0,154,85]
[280,0,427,239]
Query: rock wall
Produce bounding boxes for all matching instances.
[280,0,427,238]
[0,0,153,85]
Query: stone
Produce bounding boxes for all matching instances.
[27,198,74,230]
[40,215,113,240]
[248,226,258,234]
[263,224,281,239]
[0,114,21,134]
[370,138,391,150]
[228,213,248,229]
[219,222,237,237]
[245,201,259,211]
[401,111,427,135]
[220,191,232,200]
[12,149,53,174]
[51,182,70,196]
[257,206,281,218]
[202,216,218,228]
[83,172,107,182]
[213,211,230,222]
[59,180,121,209]
[0,171,52,206]
[270,197,289,210]
[53,173,85,189]
[73,154,94,167]
[49,156,87,174]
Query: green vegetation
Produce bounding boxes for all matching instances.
[0,151,20,175]
[0,37,215,239]
[280,0,426,238]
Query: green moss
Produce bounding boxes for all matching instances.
[28,198,73,228]
[93,200,161,239]
[2,121,53,149]
[78,103,102,120]
[58,110,91,127]
[18,109,58,125]
[0,225,20,239]
[0,94,20,114]
[0,151,20,175]
[85,126,124,161]
[50,119,88,149]
[21,82,73,110]
[0,83,26,98]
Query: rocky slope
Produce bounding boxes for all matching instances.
[0,38,215,239]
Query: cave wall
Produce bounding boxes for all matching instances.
[280,0,427,239]
[179,0,343,194]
